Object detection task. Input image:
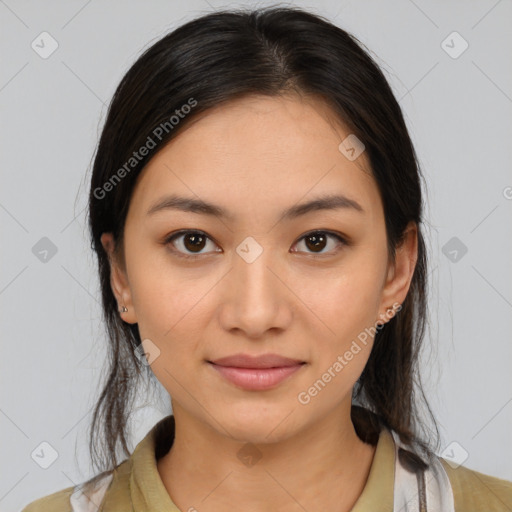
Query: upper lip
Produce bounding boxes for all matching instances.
[209,353,305,369]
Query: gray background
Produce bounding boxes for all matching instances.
[1,0,511,510]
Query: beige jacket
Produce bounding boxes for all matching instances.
[21,414,512,511]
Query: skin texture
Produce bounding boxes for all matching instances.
[101,94,418,512]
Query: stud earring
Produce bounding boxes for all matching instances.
[386,304,401,315]
[119,306,128,313]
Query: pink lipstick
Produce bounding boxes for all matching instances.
[208,353,305,391]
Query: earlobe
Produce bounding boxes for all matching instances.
[378,221,418,322]
[100,232,137,324]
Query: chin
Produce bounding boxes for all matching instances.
[216,403,300,445]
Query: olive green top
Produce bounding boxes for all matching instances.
[21,414,512,511]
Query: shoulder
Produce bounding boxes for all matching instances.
[20,485,75,512]
[440,458,512,511]
[20,469,117,512]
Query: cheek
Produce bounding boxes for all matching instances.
[125,237,210,329]
[123,253,210,378]
[302,254,385,367]
[309,261,383,329]
[128,262,212,398]
[132,276,214,354]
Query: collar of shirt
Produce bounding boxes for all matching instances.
[101,414,394,511]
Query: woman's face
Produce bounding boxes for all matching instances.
[102,94,416,442]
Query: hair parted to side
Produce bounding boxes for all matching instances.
[86,5,439,474]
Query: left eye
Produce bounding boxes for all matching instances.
[291,231,346,256]
[164,230,346,259]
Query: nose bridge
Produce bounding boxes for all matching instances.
[219,235,292,335]
[233,236,280,302]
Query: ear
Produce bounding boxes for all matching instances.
[100,232,137,324]
[377,221,418,325]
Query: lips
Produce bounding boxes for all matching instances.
[207,353,306,391]
[209,353,305,369]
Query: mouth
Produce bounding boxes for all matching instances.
[207,353,306,391]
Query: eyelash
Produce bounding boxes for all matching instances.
[163,229,348,260]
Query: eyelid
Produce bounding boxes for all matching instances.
[163,229,221,260]
[291,230,347,257]
[163,229,348,259]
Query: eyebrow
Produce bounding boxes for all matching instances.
[146,193,364,220]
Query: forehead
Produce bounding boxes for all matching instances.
[128,94,381,225]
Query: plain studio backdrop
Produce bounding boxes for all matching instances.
[1,1,511,510]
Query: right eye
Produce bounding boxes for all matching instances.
[164,230,222,259]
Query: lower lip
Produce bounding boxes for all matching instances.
[209,362,304,391]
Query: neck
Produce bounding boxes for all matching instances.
[157,402,377,512]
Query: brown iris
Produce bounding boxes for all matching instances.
[183,233,207,253]
[303,232,327,253]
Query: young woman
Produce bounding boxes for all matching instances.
[22,6,512,512]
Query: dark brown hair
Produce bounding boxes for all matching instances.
[86,5,439,474]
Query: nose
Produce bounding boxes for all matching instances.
[218,243,293,339]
